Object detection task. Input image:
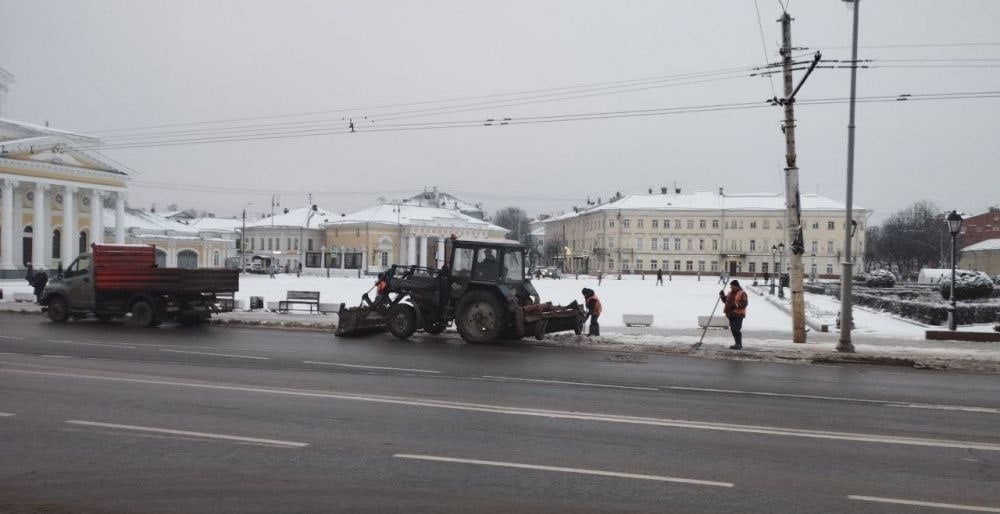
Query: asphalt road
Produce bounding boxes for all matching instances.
[2,312,999,513]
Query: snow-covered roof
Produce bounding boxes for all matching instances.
[185,217,244,232]
[963,238,1000,252]
[324,204,507,233]
[103,209,237,240]
[0,117,97,142]
[245,206,337,230]
[403,189,484,215]
[530,226,545,237]
[0,118,126,175]
[545,191,863,222]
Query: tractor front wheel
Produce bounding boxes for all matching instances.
[387,303,417,339]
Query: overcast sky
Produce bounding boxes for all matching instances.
[1,0,997,222]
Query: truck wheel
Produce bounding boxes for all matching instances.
[456,290,504,343]
[47,297,70,323]
[130,300,158,328]
[387,304,417,339]
[534,320,548,340]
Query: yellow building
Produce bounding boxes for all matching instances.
[0,118,129,277]
[960,239,1000,276]
[322,203,507,274]
[544,189,869,278]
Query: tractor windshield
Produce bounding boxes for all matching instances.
[503,250,524,282]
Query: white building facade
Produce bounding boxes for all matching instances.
[242,205,337,272]
[544,189,869,278]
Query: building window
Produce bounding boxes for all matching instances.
[762,262,769,273]
[608,238,614,249]
[764,220,770,229]
[674,260,681,271]
[213,251,221,267]
[749,262,756,273]
[776,221,783,229]
[652,220,659,229]
[622,260,630,271]
[699,220,706,229]
[712,239,718,251]
[750,221,757,229]
[268,238,273,250]
[698,239,705,250]
[711,261,719,272]
[811,241,818,253]
[712,220,719,229]
[685,261,693,271]
[687,239,693,250]
[674,238,681,251]
[674,220,681,229]
[51,229,61,260]
[637,219,644,229]
[155,249,167,268]
[730,240,737,251]
[828,221,835,230]
[308,239,313,251]
[686,220,694,229]
[78,231,88,254]
[294,238,299,251]
[812,222,820,229]
[609,220,614,228]
[661,259,668,270]
[636,259,643,270]
[651,260,658,270]
[651,238,658,250]
[622,219,630,228]
[287,238,292,250]
[635,238,643,250]
[698,261,705,272]
[827,264,834,274]
[177,250,198,269]
[750,240,756,252]
[608,259,615,270]
[739,220,744,229]
[827,240,835,254]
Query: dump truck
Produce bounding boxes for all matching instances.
[336,239,583,342]
[41,244,239,326]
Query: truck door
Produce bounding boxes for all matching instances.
[65,255,95,310]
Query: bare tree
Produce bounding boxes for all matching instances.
[493,206,530,241]
[868,200,948,278]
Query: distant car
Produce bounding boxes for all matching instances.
[541,267,562,279]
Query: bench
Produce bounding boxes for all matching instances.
[697,315,730,329]
[623,314,654,327]
[12,293,37,303]
[278,290,321,313]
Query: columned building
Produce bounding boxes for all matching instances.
[0,118,128,278]
[323,203,507,274]
[544,189,869,278]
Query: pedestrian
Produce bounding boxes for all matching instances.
[296,262,302,278]
[268,264,275,279]
[720,279,749,350]
[31,270,48,303]
[656,268,663,286]
[581,288,601,336]
[25,263,33,285]
[597,269,603,286]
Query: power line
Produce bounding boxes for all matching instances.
[807,42,1000,50]
[753,0,778,98]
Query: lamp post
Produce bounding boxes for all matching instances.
[770,245,778,295]
[240,202,254,274]
[810,252,817,283]
[946,210,963,331]
[778,242,786,299]
[321,245,329,278]
[837,0,861,353]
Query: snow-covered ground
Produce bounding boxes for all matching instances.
[3,274,994,342]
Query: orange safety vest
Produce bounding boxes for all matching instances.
[587,294,603,316]
[725,290,747,317]
[376,280,387,294]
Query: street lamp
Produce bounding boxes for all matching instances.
[777,243,786,299]
[837,0,861,353]
[810,252,817,283]
[240,202,254,274]
[770,244,778,295]
[946,210,964,331]
[321,245,329,278]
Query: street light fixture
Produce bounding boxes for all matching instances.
[777,242,786,299]
[838,0,861,354]
[321,245,329,278]
[946,210,964,331]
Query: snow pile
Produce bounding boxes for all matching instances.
[940,270,995,300]
[863,269,896,288]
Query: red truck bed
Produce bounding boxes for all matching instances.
[92,244,238,294]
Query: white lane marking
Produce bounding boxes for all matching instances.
[887,404,1000,414]
[44,339,136,350]
[483,375,658,391]
[0,335,25,340]
[65,420,307,448]
[40,355,72,359]
[0,412,15,417]
[848,495,1000,512]
[7,368,1000,452]
[303,361,440,374]
[160,349,269,360]
[663,385,998,414]
[394,454,732,487]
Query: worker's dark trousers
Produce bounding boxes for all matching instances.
[728,315,744,346]
[589,315,600,336]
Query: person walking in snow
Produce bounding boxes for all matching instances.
[720,279,749,350]
[656,268,664,286]
[581,287,601,337]
[597,270,603,286]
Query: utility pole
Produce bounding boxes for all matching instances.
[780,12,807,344]
[838,0,861,353]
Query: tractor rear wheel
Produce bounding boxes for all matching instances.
[455,290,504,343]
[387,303,417,339]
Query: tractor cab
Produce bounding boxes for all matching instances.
[445,239,540,306]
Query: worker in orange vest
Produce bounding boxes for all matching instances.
[582,288,602,336]
[720,279,749,349]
